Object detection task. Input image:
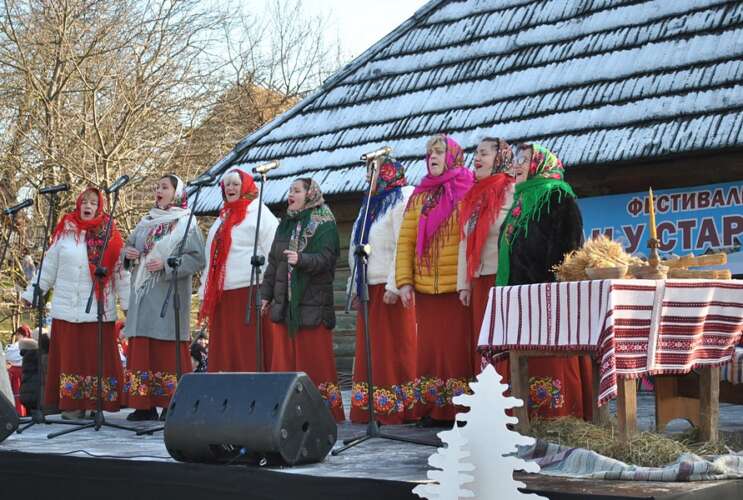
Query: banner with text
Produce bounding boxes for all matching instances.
[577,181,743,275]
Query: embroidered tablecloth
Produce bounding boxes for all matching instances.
[478,279,743,405]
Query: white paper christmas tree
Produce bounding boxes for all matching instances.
[413,425,475,499]
[415,364,546,500]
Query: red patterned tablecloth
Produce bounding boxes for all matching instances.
[478,279,743,405]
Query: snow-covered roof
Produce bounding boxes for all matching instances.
[194,0,743,213]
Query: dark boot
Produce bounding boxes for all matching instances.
[126,408,159,421]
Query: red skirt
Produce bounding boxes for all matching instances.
[45,319,124,412]
[124,337,191,409]
[350,284,417,425]
[207,287,273,372]
[8,365,27,416]
[269,322,345,422]
[415,292,474,421]
[470,274,496,373]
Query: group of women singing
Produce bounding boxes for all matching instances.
[348,134,592,426]
[21,132,592,425]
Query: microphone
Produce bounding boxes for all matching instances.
[252,160,279,175]
[38,183,69,195]
[106,175,130,194]
[3,199,33,216]
[360,146,391,162]
[187,172,216,187]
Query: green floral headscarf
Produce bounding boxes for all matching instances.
[496,144,576,286]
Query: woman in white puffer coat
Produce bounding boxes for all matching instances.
[22,187,129,419]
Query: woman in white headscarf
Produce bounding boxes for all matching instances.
[122,174,205,421]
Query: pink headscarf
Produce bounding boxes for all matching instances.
[410,135,475,267]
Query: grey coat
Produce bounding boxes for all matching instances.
[259,228,337,330]
[123,224,205,342]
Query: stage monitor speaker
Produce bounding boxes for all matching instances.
[163,372,337,466]
[0,392,19,443]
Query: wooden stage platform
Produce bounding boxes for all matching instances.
[1,394,742,500]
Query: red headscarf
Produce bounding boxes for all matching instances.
[51,187,124,301]
[15,324,32,339]
[460,138,515,281]
[199,169,259,327]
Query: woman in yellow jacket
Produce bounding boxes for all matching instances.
[396,134,475,424]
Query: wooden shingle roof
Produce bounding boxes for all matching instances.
[195,0,743,213]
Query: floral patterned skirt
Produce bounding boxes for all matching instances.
[414,292,475,421]
[496,354,594,420]
[45,319,124,412]
[124,337,191,410]
[269,322,345,422]
[350,284,417,425]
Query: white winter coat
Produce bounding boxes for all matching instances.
[22,232,130,323]
[347,185,414,296]
[198,201,279,298]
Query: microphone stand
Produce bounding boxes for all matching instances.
[332,157,436,456]
[137,179,210,436]
[17,191,84,433]
[245,171,268,372]
[48,186,140,439]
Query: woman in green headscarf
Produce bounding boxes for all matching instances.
[260,178,344,422]
[497,143,593,421]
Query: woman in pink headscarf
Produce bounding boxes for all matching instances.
[395,134,475,425]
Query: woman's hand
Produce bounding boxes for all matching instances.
[145,257,164,272]
[399,285,415,309]
[351,296,360,311]
[124,247,140,260]
[459,289,471,307]
[260,299,270,315]
[382,291,399,305]
[283,250,299,265]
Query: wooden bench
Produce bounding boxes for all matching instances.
[655,369,741,440]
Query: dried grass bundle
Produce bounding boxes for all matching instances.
[529,417,734,467]
[553,236,644,282]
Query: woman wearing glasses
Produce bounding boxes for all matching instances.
[497,144,593,421]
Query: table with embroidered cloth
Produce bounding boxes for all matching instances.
[478,279,743,442]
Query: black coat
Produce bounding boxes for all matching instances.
[19,336,49,411]
[507,191,584,285]
[260,228,338,330]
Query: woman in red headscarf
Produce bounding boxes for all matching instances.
[21,187,129,419]
[396,134,475,424]
[458,137,516,373]
[198,168,279,372]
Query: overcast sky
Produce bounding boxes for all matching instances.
[295,0,428,59]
